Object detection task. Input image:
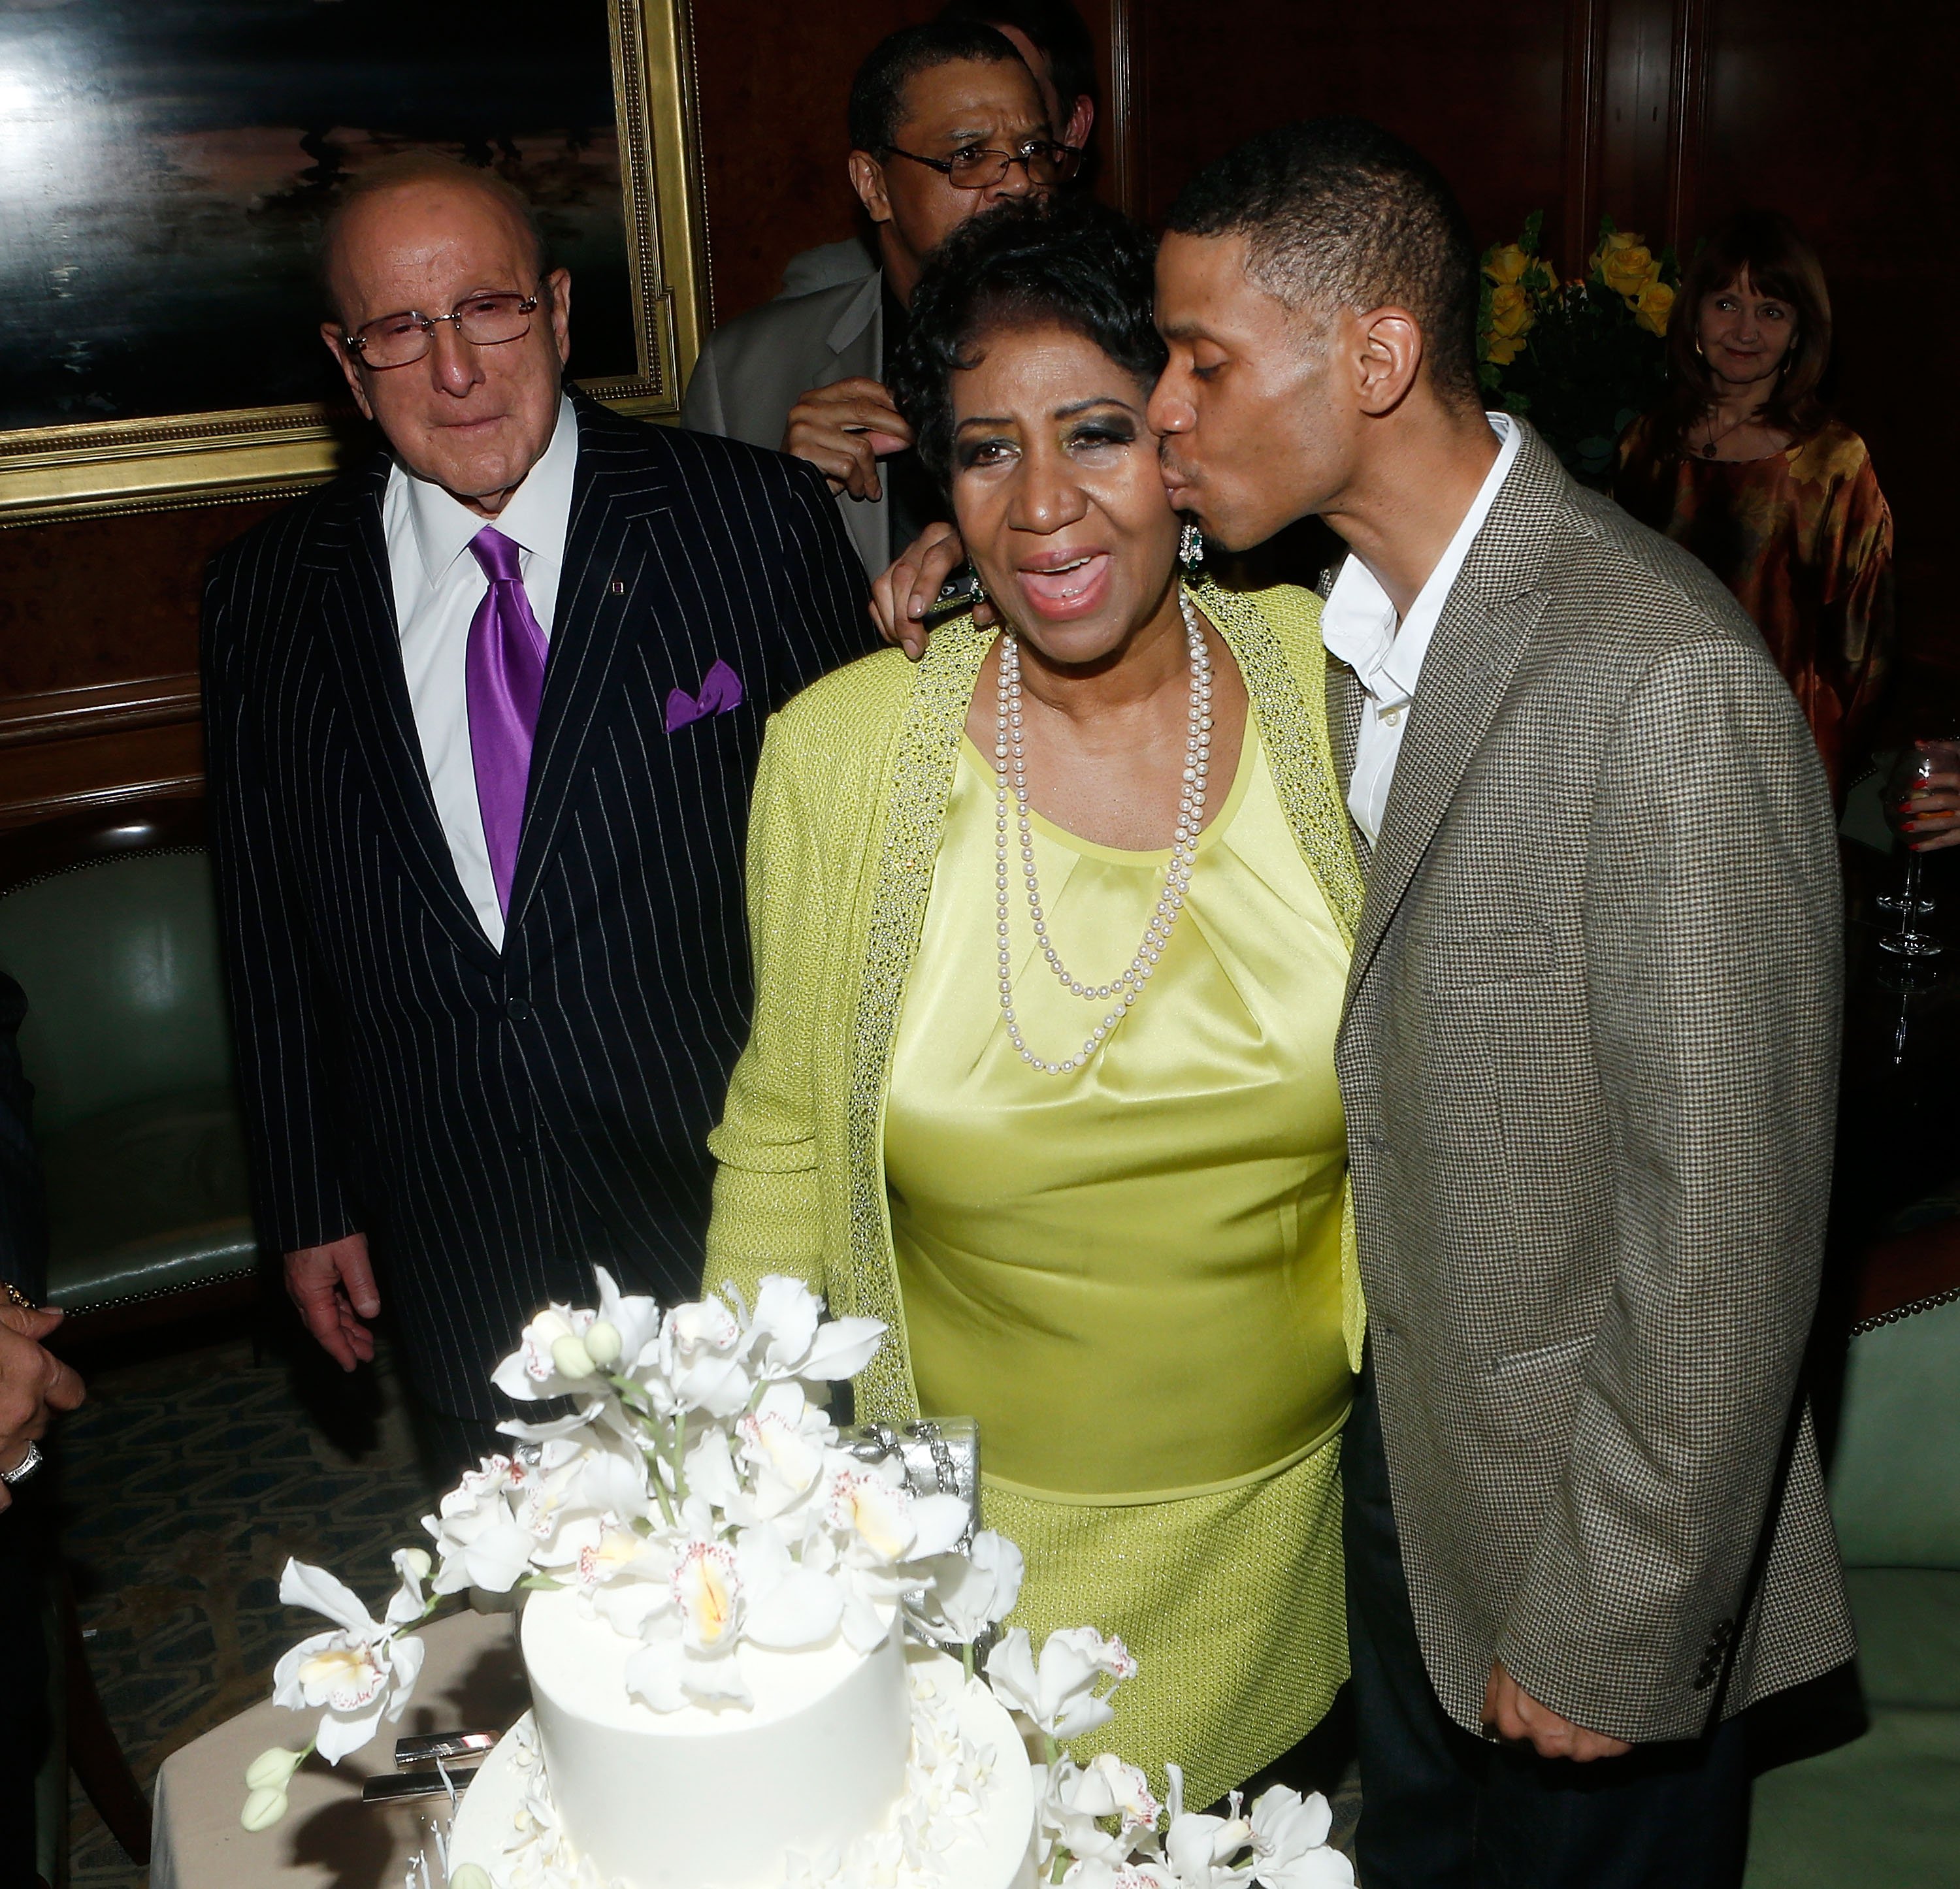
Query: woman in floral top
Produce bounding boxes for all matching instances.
[1615,210,1893,799]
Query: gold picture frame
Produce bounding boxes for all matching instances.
[0,0,708,530]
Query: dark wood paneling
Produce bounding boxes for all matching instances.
[1128,0,1575,251]
[0,502,277,827]
[690,1,938,325]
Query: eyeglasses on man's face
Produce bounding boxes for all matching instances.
[340,289,542,370]
[881,139,1082,190]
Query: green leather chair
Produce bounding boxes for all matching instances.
[1745,1295,1960,1885]
[0,799,260,1332]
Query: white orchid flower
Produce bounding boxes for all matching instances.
[655,1297,754,1417]
[826,1462,969,1570]
[987,1624,1137,1741]
[496,1398,607,1445]
[423,1457,537,1595]
[491,1303,604,1400]
[743,1276,887,1385]
[271,1560,426,1764]
[1043,1756,1150,1867]
[623,1619,755,1713]
[914,1528,1024,1643]
[734,1521,846,1649]
[736,1382,834,1518]
[588,1266,664,1373]
[1245,1787,1352,1889]
[1153,1769,1252,1889]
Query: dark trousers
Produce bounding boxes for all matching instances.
[1343,1352,1751,1889]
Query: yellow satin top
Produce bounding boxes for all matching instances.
[886,726,1354,1500]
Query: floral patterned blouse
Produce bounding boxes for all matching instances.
[1614,415,1894,798]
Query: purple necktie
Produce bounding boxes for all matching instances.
[465,525,548,916]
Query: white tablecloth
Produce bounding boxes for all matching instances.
[151,1609,529,1889]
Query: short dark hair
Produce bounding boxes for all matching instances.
[1658,208,1833,449]
[847,21,1026,156]
[937,0,1097,119]
[889,194,1166,489]
[1164,117,1481,409]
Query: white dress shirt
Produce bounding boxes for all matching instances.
[1320,412,1521,845]
[384,396,579,950]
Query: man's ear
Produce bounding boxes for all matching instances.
[849,150,894,227]
[319,324,376,422]
[1062,95,1094,153]
[1352,306,1424,418]
[545,266,573,366]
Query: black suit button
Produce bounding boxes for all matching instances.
[506,995,531,1022]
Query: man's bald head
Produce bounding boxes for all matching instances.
[319,153,546,326]
[318,154,572,518]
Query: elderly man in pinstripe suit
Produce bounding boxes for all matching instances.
[203,155,869,1478]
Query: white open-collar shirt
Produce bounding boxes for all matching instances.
[384,395,579,950]
[1320,411,1520,845]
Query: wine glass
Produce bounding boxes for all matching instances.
[1879,743,1956,960]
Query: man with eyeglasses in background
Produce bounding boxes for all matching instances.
[681,19,1080,575]
[202,153,869,1484]
[774,1,1100,301]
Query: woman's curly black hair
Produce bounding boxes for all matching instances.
[887,194,1166,491]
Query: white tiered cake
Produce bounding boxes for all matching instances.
[252,1274,1354,1889]
[449,1590,1037,1889]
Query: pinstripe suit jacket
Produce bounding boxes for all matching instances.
[1331,420,1855,1743]
[201,396,871,1416]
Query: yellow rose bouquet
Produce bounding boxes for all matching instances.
[1477,212,1680,485]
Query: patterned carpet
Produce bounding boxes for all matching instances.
[54,1315,1360,1886]
[59,1318,429,1889]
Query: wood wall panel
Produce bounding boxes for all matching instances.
[1127,1,1575,256]
[0,502,280,827]
[689,1,935,325]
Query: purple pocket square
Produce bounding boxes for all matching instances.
[665,658,745,733]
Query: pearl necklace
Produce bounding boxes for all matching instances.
[993,589,1213,1075]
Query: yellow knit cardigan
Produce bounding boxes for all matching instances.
[705,577,1367,1412]
[704,579,1369,1800]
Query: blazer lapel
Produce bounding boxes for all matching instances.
[503,427,675,931]
[1344,426,1565,998]
[304,462,500,971]
[826,275,887,576]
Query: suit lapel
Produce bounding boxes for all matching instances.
[1345,424,1566,998]
[827,276,887,575]
[504,422,674,931]
[304,462,500,971]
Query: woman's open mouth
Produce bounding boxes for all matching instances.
[1016,551,1112,618]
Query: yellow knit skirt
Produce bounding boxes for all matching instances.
[981,1433,1347,1810]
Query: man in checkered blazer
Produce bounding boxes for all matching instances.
[1147,121,1854,1886]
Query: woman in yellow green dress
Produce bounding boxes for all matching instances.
[704,195,1364,1807]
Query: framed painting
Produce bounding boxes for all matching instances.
[0,0,708,526]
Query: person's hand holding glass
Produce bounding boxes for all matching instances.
[1880,740,1960,960]
[1890,738,1960,850]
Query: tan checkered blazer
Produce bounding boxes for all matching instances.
[1331,419,1855,1743]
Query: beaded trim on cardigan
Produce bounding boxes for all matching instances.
[840,585,1367,1425]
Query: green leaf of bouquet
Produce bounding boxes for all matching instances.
[1521,208,1544,256]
